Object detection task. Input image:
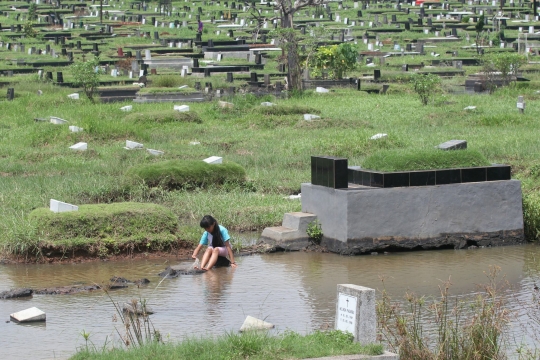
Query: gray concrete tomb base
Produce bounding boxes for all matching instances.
[261,180,524,254]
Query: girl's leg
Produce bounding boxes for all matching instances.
[203,248,220,270]
[200,247,213,269]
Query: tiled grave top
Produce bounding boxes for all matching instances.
[347,165,511,188]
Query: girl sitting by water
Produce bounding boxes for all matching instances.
[192,215,237,270]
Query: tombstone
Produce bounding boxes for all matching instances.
[517,96,525,113]
[118,48,124,57]
[335,284,376,345]
[438,140,467,150]
[374,69,381,81]
[57,72,64,83]
[402,64,409,71]
[194,82,201,90]
[145,50,151,60]
[6,88,14,101]
[226,72,233,83]
[264,74,270,86]
[50,199,78,213]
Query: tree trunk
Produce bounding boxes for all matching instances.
[281,10,302,91]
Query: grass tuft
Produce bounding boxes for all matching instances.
[125,160,247,190]
[254,105,321,116]
[124,110,202,124]
[362,149,491,172]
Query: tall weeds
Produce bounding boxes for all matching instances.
[377,266,509,360]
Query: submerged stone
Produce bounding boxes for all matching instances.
[239,316,274,332]
[0,288,33,299]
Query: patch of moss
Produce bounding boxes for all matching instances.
[125,160,247,190]
[362,149,491,172]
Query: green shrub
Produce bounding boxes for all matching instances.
[124,110,202,124]
[126,160,247,190]
[523,192,540,241]
[254,105,320,116]
[411,73,441,105]
[362,149,491,172]
[29,202,178,255]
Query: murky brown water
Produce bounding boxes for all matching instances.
[1,244,540,360]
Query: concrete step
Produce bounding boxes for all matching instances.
[259,212,317,251]
[282,212,317,232]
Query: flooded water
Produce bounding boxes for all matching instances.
[1,244,540,359]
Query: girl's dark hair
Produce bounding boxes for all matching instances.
[200,215,224,248]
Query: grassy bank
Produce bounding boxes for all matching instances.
[1,77,540,258]
[71,330,383,360]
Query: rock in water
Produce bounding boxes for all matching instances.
[0,288,33,299]
[10,307,46,323]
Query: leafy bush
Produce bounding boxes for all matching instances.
[71,56,102,102]
[411,73,441,105]
[362,149,491,172]
[523,192,540,241]
[126,160,247,190]
[30,203,178,255]
[310,43,358,79]
[481,52,527,88]
[124,110,202,124]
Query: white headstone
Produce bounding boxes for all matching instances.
[69,142,87,151]
[335,284,376,345]
[120,105,133,112]
[147,149,164,156]
[145,49,151,60]
[239,316,274,332]
[260,102,275,106]
[125,140,144,149]
[69,126,84,132]
[370,133,388,140]
[203,156,223,164]
[304,114,321,121]
[50,117,68,125]
[67,93,79,100]
[174,105,190,112]
[50,199,78,213]
[10,307,46,323]
[316,87,330,93]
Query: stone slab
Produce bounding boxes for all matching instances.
[50,199,78,213]
[437,139,467,150]
[239,315,274,332]
[203,156,223,164]
[10,307,46,323]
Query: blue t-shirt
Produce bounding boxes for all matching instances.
[199,225,231,247]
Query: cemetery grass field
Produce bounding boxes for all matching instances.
[2,77,540,260]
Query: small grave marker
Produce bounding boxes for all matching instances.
[335,284,376,344]
[437,140,467,150]
[517,96,525,113]
[70,142,88,151]
[125,140,144,150]
[174,105,190,112]
[203,156,223,164]
[50,199,78,213]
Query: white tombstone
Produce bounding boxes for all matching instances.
[189,141,201,145]
[67,93,79,100]
[304,114,321,121]
[370,133,388,140]
[260,102,275,106]
[181,69,187,77]
[69,142,87,151]
[174,105,190,112]
[316,87,330,93]
[50,116,68,125]
[178,85,188,89]
[218,101,234,108]
[335,284,376,345]
[120,105,133,112]
[10,307,46,323]
[129,71,133,79]
[203,156,223,164]
[239,316,274,332]
[145,49,151,60]
[464,106,477,111]
[50,199,79,213]
[69,126,83,132]
[147,149,164,156]
[125,140,144,149]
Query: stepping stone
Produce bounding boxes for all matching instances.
[370,133,387,140]
[120,105,133,112]
[174,105,189,112]
[304,114,320,121]
[10,307,46,323]
[50,116,68,125]
[147,149,164,156]
[316,87,329,93]
[69,142,87,151]
[50,199,78,213]
[67,93,79,100]
[239,316,274,332]
[203,156,223,164]
[125,140,143,150]
[69,126,83,133]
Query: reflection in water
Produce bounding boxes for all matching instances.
[0,245,539,359]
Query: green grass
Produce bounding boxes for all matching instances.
[70,330,383,360]
[29,202,178,256]
[125,160,247,190]
[362,149,491,172]
[124,110,203,124]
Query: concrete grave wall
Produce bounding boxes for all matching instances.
[301,180,524,254]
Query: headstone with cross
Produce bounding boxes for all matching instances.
[335,284,376,345]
